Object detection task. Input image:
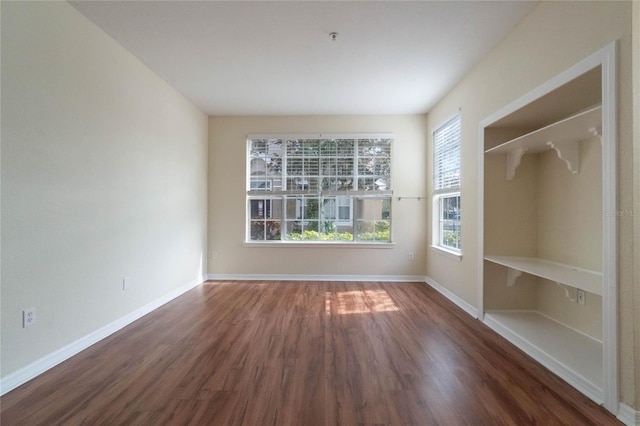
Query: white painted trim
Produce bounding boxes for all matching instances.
[600,40,619,414]
[483,313,603,405]
[617,403,640,426]
[477,41,618,414]
[243,242,395,249]
[247,132,394,140]
[0,277,205,396]
[477,112,485,321]
[429,245,462,261]
[424,276,479,318]
[206,274,426,283]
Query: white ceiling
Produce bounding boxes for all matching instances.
[70,1,538,116]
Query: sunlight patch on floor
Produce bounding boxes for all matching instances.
[325,289,400,315]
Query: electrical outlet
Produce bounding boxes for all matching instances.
[23,308,36,328]
[123,277,131,291]
[212,252,218,260]
[408,252,414,261]
[577,289,586,305]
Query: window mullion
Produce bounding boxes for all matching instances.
[353,138,359,191]
[282,139,287,191]
[353,197,359,242]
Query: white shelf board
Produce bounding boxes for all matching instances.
[484,310,603,402]
[484,105,602,155]
[484,255,602,296]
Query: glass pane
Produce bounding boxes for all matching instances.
[381,198,391,220]
[356,198,391,242]
[303,198,319,219]
[334,222,354,241]
[250,221,264,240]
[285,197,299,219]
[321,178,334,191]
[320,139,337,156]
[250,199,282,219]
[304,158,319,176]
[358,177,376,191]
[337,178,353,191]
[322,198,336,220]
[266,157,282,176]
[287,159,303,175]
[284,220,300,240]
[358,158,375,176]
[250,179,271,191]
[306,177,319,192]
[305,220,319,232]
[303,139,320,157]
[375,157,391,177]
[440,195,461,249]
[336,158,353,176]
[320,220,337,234]
[250,157,267,176]
[358,139,373,156]
[265,221,281,240]
[250,139,267,157]
[286,139,302,156]
[338,206,350,220]
[336,139,355,156]
[269,199,282,219]
[250,199,266,219]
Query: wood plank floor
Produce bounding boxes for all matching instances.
[1,281,620,425]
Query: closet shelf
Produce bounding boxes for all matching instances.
[485,105,602,180]
[484,255,602,296]
[483,310,603,398]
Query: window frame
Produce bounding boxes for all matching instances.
[432,115,462,258]
[246,134,394,245]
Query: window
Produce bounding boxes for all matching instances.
[433,115,461,253]
[247,135,392,243]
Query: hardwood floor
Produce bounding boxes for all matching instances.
[1,281,620,425]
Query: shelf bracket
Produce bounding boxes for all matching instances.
[589,127,602,146]
[546,140,579,174]
[506,268,522,287]
[506,148,527,180]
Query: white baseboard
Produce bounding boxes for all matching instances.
[618,403,640,426]
[0,276,204,396]
[424,276,479,318]
[206,273,428,282]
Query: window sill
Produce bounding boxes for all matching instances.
[244,241,395,249]
[430,245,462,261]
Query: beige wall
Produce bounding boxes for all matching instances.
[1,2,208,377]
[425,1,635,406]
[208,115,428,278]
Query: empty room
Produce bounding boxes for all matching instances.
[1,1,639,425]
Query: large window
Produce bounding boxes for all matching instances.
[247,135,392,243]
[432,116,461,253]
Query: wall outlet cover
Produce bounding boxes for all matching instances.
[23,308,36,328]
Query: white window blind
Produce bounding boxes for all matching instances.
[433,115,461,193]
